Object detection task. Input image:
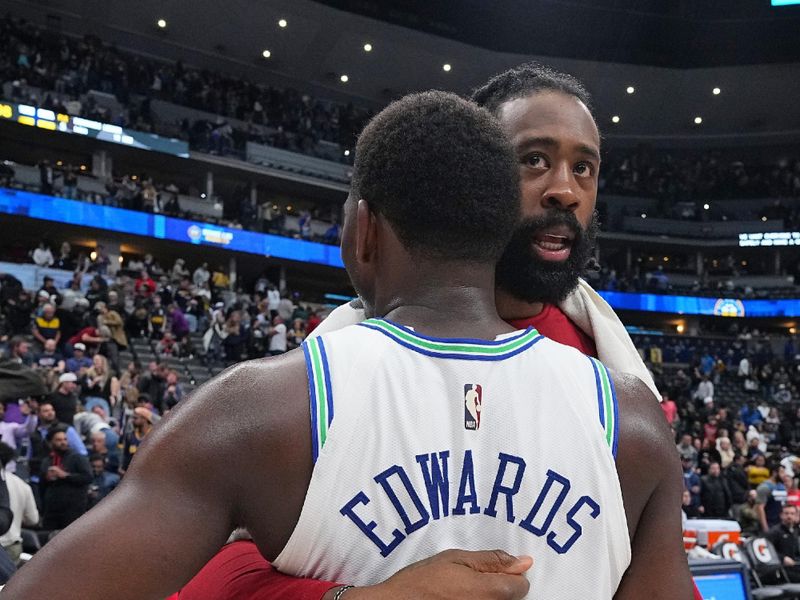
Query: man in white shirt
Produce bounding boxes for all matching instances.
[267,316,287,356]
[0,443,38,563]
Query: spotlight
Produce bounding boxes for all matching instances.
[442,63,451,72]
[262,50,271,59]
[713,87,721,95]
[626,86,635,94]
[703,203,710,210]
[694,116,703,124]
[611,115,620,124]
[363,43,372,52]
[340,74,349,83]
[278,19,287,28]
[641,213,647,219]
[157,19,167,29]
[676,324,685,334]
[343,150,350,156]
[90,251,97,261]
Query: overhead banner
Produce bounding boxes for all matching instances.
[0,188,344,268]
[598,290,800,318]
[0,101,189,157]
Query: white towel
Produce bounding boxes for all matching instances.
[310,279,659,401]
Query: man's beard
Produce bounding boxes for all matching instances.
[495,210,599,305]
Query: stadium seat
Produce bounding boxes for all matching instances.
[742,538,800,598]
[713,540,787,598]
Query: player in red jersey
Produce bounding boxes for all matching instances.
[174,64,698,600]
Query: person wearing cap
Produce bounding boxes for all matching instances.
[65,343,92,374]
[119,407,153,476]
[33,290,51,317]
[32,303,61,349]
[67,325,103,355]
[49,373,79,425]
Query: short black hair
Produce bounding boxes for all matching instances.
[471,62,593,118]
[350,91,519,262]
[89,453,104,463]
[46,423,69,442]
[0,442,14,467]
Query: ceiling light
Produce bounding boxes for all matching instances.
[262,50,271,59]
[611,115,620,124]
[363,43,372,52]
[278,19,287,28]
[157,19,167,29]
[676,324,685,334]
[713,87,721,95]
[626,86,635,94]
[343,150,350,156]
[694,116,703,124]
[340,74,349,83]
[641,213,647,219]
[442,63,452,72]
[703,203,710,210]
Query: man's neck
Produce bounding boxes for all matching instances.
[494,288,544,322]
[373,262,511,339]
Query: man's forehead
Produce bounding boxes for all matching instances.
[498,91,600,153]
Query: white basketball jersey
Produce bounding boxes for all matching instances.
[274,318,631,599]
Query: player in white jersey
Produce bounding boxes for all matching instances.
[5,92,692,599]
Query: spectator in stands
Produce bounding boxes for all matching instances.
[756,463,788,532]
[137,362,165,407]
[58,276,84,311]
[49,372,78,425]
[5,337,32,366]
[682,455,702,507]
[287,318,306,351]
[84,276,108,307]
[134,270,156,299]
[87,454,119,508]
[677,433,698,466]
[682,489,702,519]
[221,311,246,364]
[167,304,190,345]
[660,393,678,426]
[67,325,103,356]
[738,489,762,537]
[40,426,92,530]
[34,338,64,380]
[37,159,55,196]
[726,453,750,509]
[192,262,210,289]
[766,505,800,580]
[31,303,61,349]
[266,285,280,318]
[694,374,714,404]
[89,429,119,474]
[120,407,154,476]
[160,371,183,413]
[148,295,166,340]
[38,278,60,306]
[0,442,38,563]
[64,343,91,375]
[31,241,53,268]
[700,462,733,518]
[82,354,118,404]
[211,265,230,293]
[125,305,149,340]
[53,242,74,271]
[266,315,287,357]
[0,399,37,470]
[716,436,735,468]
[62,165,77,199]
[741,400,763,428]
[96,300,127,351]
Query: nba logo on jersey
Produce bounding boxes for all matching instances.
[464,384,482,430]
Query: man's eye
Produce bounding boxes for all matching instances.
[523,154,546,168]
[575,162,594,177]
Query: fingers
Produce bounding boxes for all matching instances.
[447,549,533,575]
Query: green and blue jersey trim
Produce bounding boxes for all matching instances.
[302,336,334,463]
[589,357,619,459]
[358,318,543,361]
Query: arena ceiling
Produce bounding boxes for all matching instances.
[5,0,800,142]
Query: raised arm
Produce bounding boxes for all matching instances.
[612,373,694,600]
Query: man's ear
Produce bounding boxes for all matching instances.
[355,199,378,264]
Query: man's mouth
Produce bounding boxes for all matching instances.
[531,226,575,261]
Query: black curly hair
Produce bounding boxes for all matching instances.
[471,62,594,118]
[350,91,520,263]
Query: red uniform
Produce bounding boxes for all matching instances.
[174,305,701,600]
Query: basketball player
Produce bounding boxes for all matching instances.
[4,92,691,599]
[176,64,695,600]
